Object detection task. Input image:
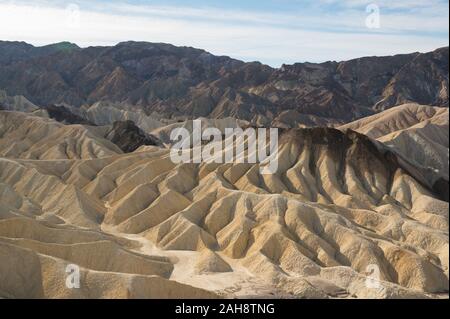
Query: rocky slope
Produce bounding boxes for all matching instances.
[0,41,447,126]
[0,110,448,299]
[340,104,449,192]
[0,111,122,160]
[0,111,162,159]
[0,90,39,113]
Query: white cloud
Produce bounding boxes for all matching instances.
[318,0,446,10]
[0,1,448,66]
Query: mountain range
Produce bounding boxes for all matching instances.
[0,41,448,126]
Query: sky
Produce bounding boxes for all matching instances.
[0,0,448,66]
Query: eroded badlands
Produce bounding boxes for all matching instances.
[0,105,448,299]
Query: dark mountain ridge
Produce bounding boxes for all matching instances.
[0,40,448,125]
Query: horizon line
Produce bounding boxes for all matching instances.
[1,39,448,68]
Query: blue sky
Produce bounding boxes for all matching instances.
[0,0,448,66]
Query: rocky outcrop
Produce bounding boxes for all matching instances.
[43,104,93,125]
[104,120,161,152]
